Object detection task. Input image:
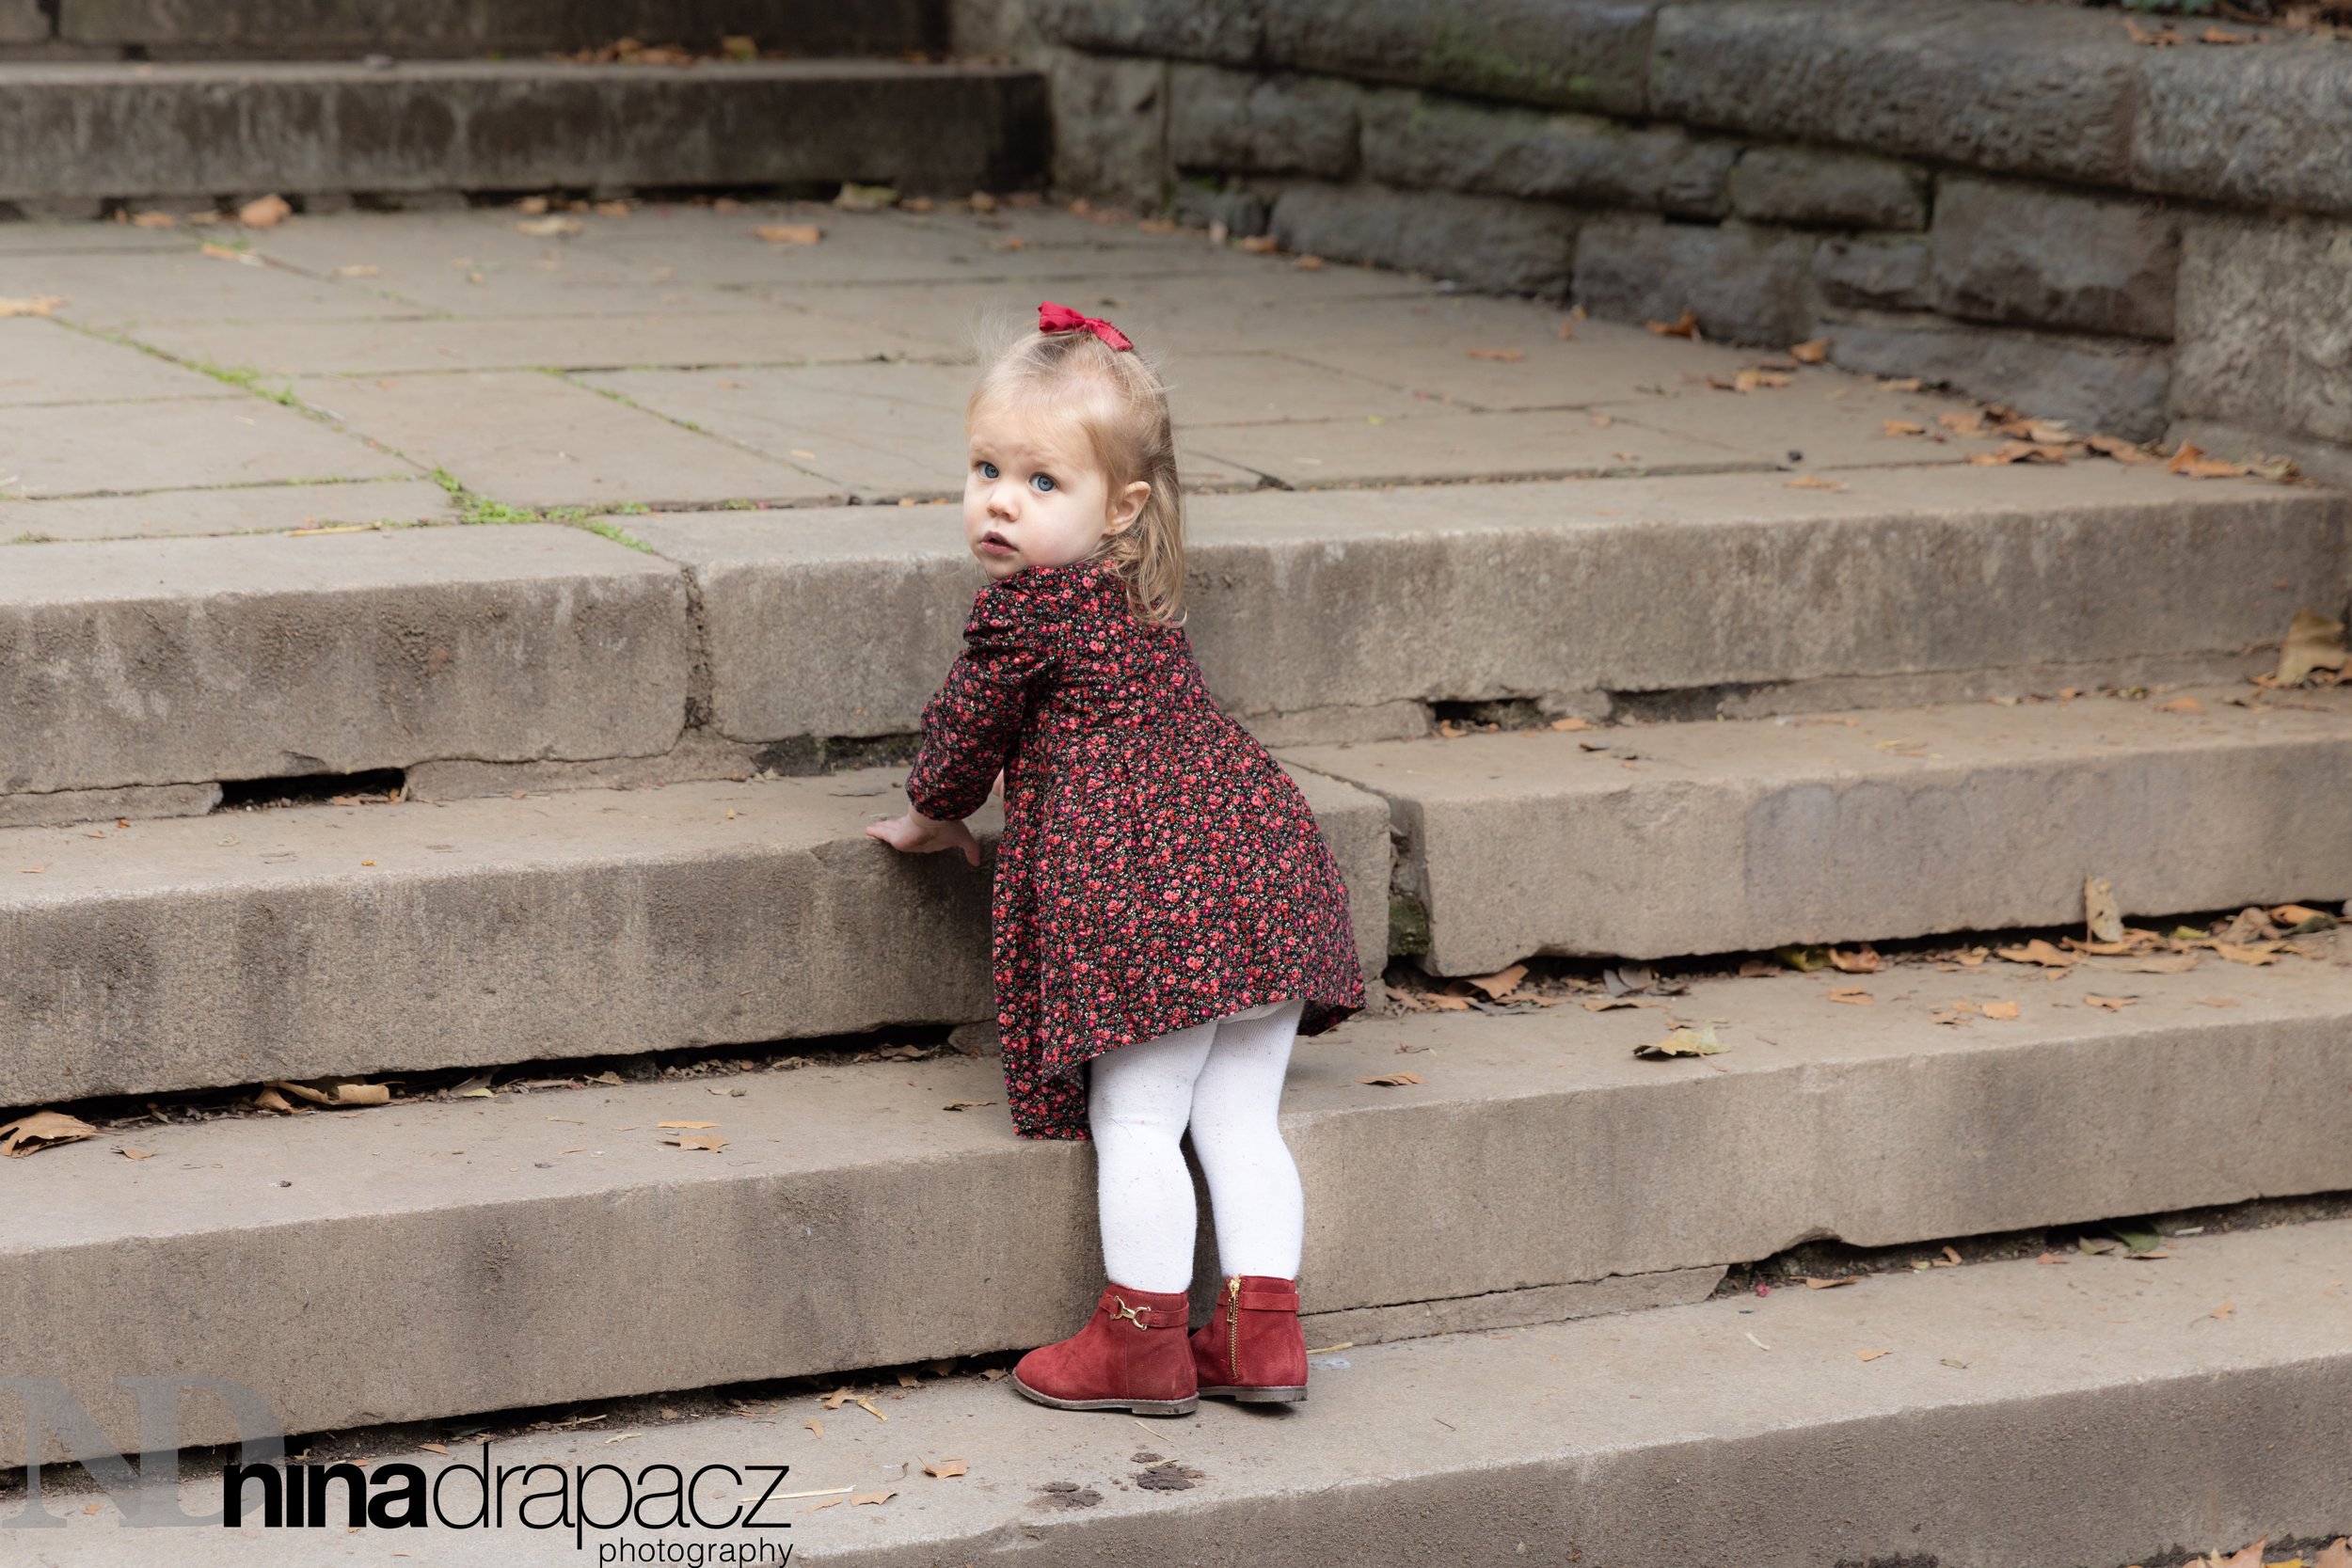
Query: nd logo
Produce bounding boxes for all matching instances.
[1,1376,286,1528]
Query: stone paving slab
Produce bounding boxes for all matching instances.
[0,478,454,542]
[1192,405,1755,487]
[0,765,1390,1103]
[3,953,2347,1465]
[285,369,842,508]
[630,467,2342,746]
[125,309,936,378]
[0,317,237,405]
[1283,685,2352,974]
[1,396,412,498]
[0,246,436,327]
[1589,371,2021,469]
[0,523,688,797]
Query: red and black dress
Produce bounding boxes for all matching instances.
[903,555,1366,1140]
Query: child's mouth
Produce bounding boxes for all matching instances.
[977,532,1017,557]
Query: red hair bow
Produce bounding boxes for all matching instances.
[1038,300,1134,351]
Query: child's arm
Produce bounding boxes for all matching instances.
[866,577,1057,863]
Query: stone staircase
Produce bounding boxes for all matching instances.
[2,197,2350,1562]
[0,0,1047,214]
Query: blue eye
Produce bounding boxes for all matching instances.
[977,461,1000,480]
[1030,473,1056,493]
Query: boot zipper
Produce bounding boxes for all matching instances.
[1226,1275,1242,1382]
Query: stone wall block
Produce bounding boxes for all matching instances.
[1652,0,2141,187]
[2133,44,2352,217]
[1172,179,1272,236]
[1359,87,1729,215]
[1263,0,1661,117]
[1930,175,2181,341]
[1573,215,1820,346]
[2171,212,2352,449]
[1168,63,1359,178]
[1029,0,1263,66]
[1,1,47,43]
[1047,48,1168,208]
[1814,235,1932,310]
[1269,181,1578,294]
[1728,147,1929,231]
[1824,313,2171,440]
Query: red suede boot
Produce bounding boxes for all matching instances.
[1190,1275,1309,1402]
[1010,1283,1199,1416]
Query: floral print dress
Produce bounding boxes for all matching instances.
[903,556,1366,1140]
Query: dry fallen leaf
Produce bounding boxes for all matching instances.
[1855,1349,1891,1362]
[1801,1275,1858,1290]
[0,294,70,317]
[250,1086,303,1115]
[666,1132,729,1152]
[199,242,262,265]
[1980,1000,2022,1021]
[1465,347,1524,362]
[1633,1026,1724,1058]
[657,1119,720,1130]
[131,210,179,228]
[239,194,292,229]
[1935,409,1986,437]
[2165,441,2249,479]
[515,215,583,237]
[2153,697,2203,715]
[1645,309,1700,340]
[1996,939,2074,969]
[1788,337,1829,363]
[1357,1071,1425,1086]
[923,1459,969,1479]
[850,1491,895,1506]
[1826,988,1873,1006]
[1468,963,1528,999]
[2277,607,2348,686]
[1237,234,1279,253]
[118,1148,158,1161]
[1829,945,1882,974]
[1294,254,1325,269]
[2214,942,2280,966]
[2083,994,2137,1011]
[803,1418,823,1437]
[753,224,823,245]
[1549,716,1594,731]
[274,1077,391,1109]
[1882,419,1928,437]
[0,1110,100,1158]
[1785,475,1845,490]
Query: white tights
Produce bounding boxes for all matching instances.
[1085,997,1307,1293]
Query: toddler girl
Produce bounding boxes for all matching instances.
[864,301,1365,1415]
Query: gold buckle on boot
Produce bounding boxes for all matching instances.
[1107,1295,1152,1329]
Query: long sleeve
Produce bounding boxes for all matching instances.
[904,575,1060,821]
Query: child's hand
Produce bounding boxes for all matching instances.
[865,808,983,867]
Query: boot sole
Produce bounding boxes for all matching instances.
[1198,1384,1308,1403]
[1009,1372,1197,1416]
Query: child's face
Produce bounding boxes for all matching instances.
[963,402,1148,580]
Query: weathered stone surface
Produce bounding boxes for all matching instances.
[288,370,841,510]
[58,0,945,55]
[1727,146,1928,231]
[1931,175,2180,341]
[2135,43,2352,216]
[5,397,412,499]
[0,0,47,44]
[2169,418,2352,494]
[0,479,455,543]
[634,468,2344,745]
[0,315,239,404]
[1168,64,1360,178]
[1263,0,1661,117]
[1046,47,1168,208]
[1573,214,1819,345]
[1171,178,1271,235]
[9,958,2352,1476]
[1826,312,2171,440]
[1029,0,1263,66]
[0,525,691,798]
[1287,688,2352,972]
[0,59,1050,200]
[1360,87,1735,216]
[0,765,1388,1103]
[1812,235,1932,310]
[2172,212,2352,448]
[1653,0,2142,186]
[1272,181,1577,294]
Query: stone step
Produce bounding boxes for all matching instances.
[6,952,2346,1461]
[38,1216,2352,1566]
[32,1,945,60]
[0,58,1046,205]
[0,769,1391,1105]
[6,465,2337,822]
[1283,684,2352,974]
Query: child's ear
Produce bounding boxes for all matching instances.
[1106,479,1152,534]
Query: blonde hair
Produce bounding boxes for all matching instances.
[967,317,1188,627]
